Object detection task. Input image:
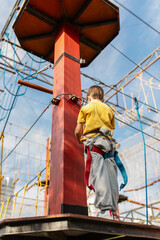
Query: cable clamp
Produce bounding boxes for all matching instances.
[69,95,80,103]
[37,63,54,74]
[0,132,4,139]
[37,172,41,178]
[80,58,85,64]
[46,163,50,168]
[51,96,60,105]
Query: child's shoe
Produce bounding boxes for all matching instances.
[98,210,114,220]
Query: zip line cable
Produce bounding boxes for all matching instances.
[1,93,76,164]
[110,44,160,84]
[112,0,160,35]
[145,144,160,154]
[81,72,160,112]
[114,116,160,142]
[1,101,52,164]
[0,162,50,207]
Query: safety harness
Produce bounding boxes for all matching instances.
[85,144,128,191]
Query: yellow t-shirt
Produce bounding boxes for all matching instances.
[77,101,115,136]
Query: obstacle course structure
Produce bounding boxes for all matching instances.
[12,0,120,215]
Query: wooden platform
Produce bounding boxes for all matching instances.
[0,214,160,240]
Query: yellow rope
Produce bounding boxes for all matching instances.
[3,198,10,219]
[35,172,41,216]
[12,193,18,218]
[18,184,27,218]
[0,202,5,218]
[0,132,4,202]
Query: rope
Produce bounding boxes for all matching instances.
[1,161,50,219]
[0,202,4,218]
[0,132,4,202]
[2,34,27,97]
[12,193,17,218]
[18,184,28,218]
[35,172,41,216]
[0,161,50,205]
[3,197,10,219]
[1,93,81,165]
[2,85,21,133]
[2,100,52,164]
[134,98,148,225]
[3,123,12,175]
[26,52,46,64]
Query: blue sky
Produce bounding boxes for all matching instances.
[0,0,160,218]
[0,0,159,141]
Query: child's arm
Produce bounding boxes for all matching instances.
[75,123,84,144]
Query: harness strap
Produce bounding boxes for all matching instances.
[114,151,128,191]
[104,150,128,191]
[85,145,128,191]
[85,146,103,190]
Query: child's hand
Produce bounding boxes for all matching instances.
[75,123,84,143]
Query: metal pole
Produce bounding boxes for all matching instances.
[17,80,53,94]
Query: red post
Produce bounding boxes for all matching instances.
[44,138,51,216]
[49,22,87,215]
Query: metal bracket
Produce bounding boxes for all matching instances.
[69,95,80,103]
[51,97,60,105]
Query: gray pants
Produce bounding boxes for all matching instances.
[84,137,119,213]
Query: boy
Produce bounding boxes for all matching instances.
[75,85,119,219]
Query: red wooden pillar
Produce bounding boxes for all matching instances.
[49,22,88,215]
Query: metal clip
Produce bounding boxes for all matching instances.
[69,95,80,103]
[51,96,60,105]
